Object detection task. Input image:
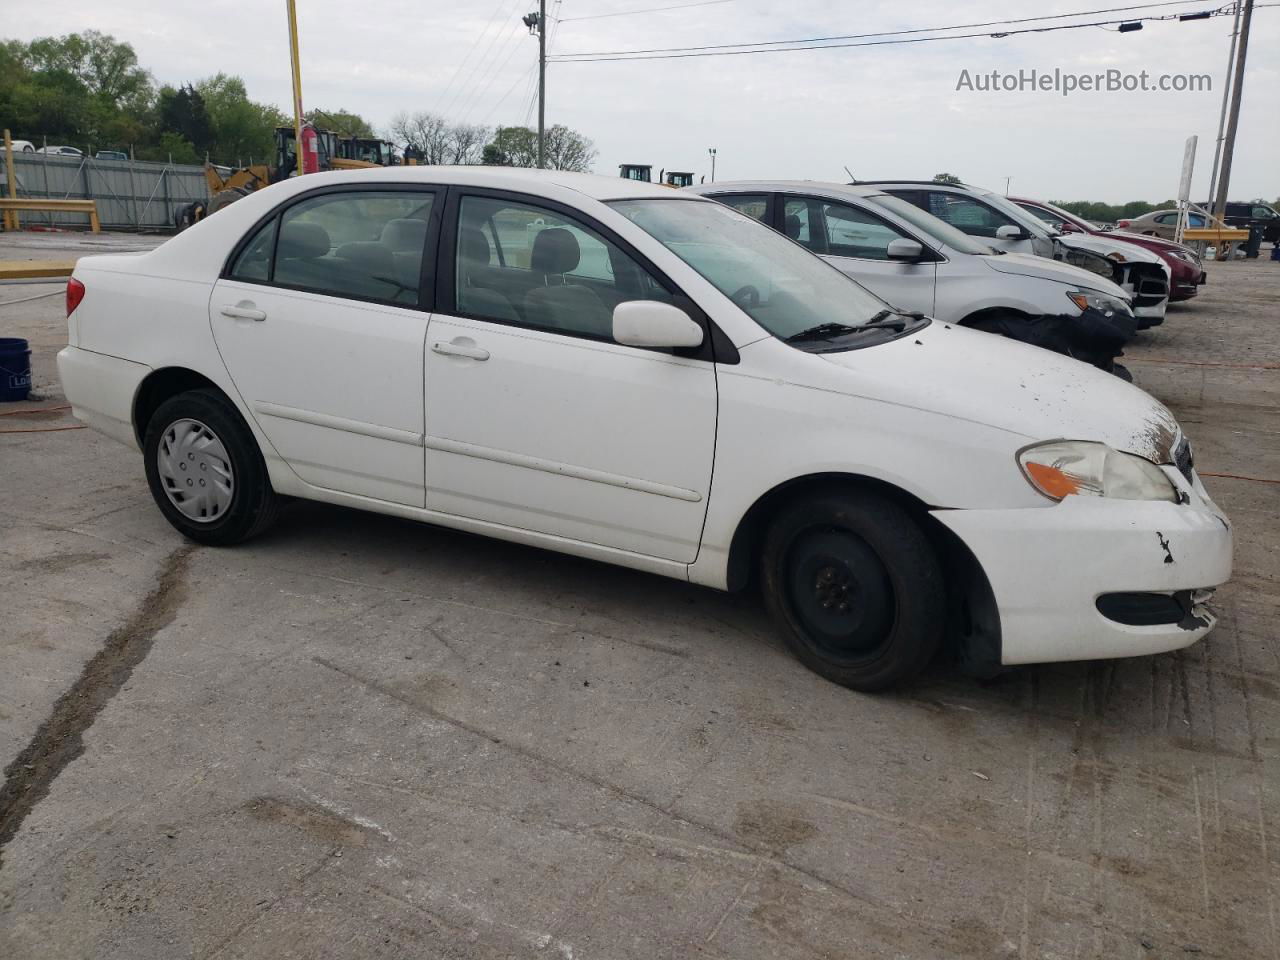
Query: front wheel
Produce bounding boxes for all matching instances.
[143,389,278,545]
[760,491,945,691]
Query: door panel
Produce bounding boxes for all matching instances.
[212,282,429,504]
[423,315,716,561]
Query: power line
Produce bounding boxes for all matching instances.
[430,0,513,114]
[549,0,1229,61]
[557,0,732,22]
[440,0,528,118]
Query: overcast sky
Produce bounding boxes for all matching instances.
[14,1,1279,202]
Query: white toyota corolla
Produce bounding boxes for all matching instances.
[58,167,1232,690]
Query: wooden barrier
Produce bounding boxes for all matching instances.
[0,198,102,233]
[0,259,77,280]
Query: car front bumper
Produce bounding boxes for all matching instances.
[932,468,1232,666]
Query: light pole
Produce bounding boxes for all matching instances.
[708,147,717,183]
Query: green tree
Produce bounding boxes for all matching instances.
[482,125,538,167]
[157,83,213,157]
[25,31,152,106]
[932,172,963,185]
[308,108,375,138]
[544,125,596,172]
[198,73,285,164]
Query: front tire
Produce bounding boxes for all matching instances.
[760,491,945,691]
[143,389,278,545]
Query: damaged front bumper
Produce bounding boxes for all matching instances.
[932,466,1232,666]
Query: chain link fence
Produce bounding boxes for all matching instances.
[3,152,211,232]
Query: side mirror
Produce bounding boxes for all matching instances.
[613,300,704,349]
[886,238,925,261]
[1059,221,1080,233]
[995,224,1026,240]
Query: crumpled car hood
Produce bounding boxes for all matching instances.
[980,251,1128,298]
[1059,232,1166,267]
[817,321,1181,463]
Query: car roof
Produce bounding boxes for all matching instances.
[857,180,995,197]
[687,179,890,200]
[280,166,695,202]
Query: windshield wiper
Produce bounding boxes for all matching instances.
[858,309,926,330]
[785,322,864,343]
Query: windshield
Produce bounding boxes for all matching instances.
[609,198,890,339]
[865,194,995,255]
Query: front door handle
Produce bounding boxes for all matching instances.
[220,304,267,321]
[432,340,490,361]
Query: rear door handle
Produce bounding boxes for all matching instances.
[432,340,490,361]
[220,304,267,321]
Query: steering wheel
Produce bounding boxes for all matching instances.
[730,284,760,309]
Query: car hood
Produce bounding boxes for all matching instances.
[980,251,1128,299]
[1103,231,1197,257]
[815,321,1180,463]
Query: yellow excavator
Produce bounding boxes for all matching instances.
[179,125,394,228]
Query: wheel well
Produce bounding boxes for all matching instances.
[725,473,1002,674]
[132,368,226,446]
[957,306,1033,328]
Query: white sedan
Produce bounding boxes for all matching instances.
[58,167,1232,690]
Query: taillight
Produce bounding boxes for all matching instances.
[1116,220,1131,228]
[66,277,85,316]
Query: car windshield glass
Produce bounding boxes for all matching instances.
[610,198,890,339]
[865,194,994,255]
[981,191,1059,238]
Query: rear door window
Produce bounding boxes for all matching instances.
[271,190,435,306]
[713,193,770,224]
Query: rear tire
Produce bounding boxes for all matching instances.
[143,389,278,546]
[760,490,945,691]
[206,186,250,216]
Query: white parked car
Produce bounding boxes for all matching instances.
[58,168,1232,690]
[688,180,1137,375]
[35,145,83,157]
[860,181,1171,328]
[1,139,35,153]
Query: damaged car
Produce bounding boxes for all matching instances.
[861,180,1172,329]
[1011,196,1206,303]
[58,167,1232,691]
[688,180,1137,375]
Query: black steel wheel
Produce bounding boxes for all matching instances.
[761,490,945,691]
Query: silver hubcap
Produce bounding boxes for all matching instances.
[157,418,234,523]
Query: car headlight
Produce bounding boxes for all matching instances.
[1169,249,1200,266]
[1066,289,1133,318]
[1062,248,1113,278]
[1018,440,1178,502]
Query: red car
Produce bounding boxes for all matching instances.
[1011,197,1206,302]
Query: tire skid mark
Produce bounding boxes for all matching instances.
[0,543,195,866]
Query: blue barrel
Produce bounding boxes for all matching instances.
[0,338,32,402]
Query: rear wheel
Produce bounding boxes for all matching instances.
[143,389,278,545]
[760,491,945,691]
[206,186,250,216]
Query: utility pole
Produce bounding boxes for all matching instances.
[538,0,546,169]
[1205,0,1243,207]
[523,4,547,169]
[1212,0,1253,224]
[708,147,717,182]
[1003,176,1012,196]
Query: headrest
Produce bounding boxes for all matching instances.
[278,220,330,260]
[784,214,803,239]
[334,241,394,274]
[381,218,428,252]
[530,227,580,275]
[459,227,491,264]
